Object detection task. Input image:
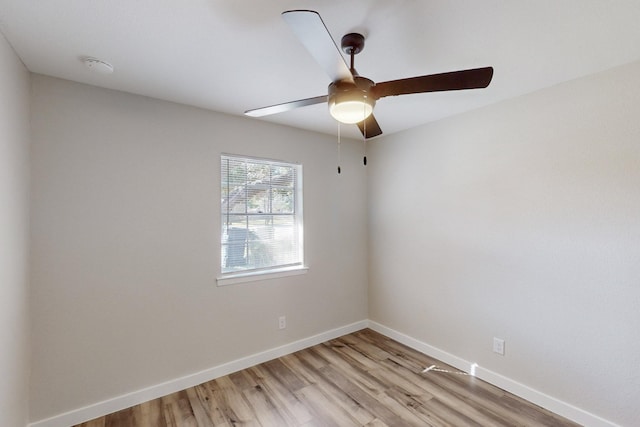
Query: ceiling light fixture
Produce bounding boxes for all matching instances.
[328,78,375,124]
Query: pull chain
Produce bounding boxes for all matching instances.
[337,122,342,174]
[363,103,367,166]
[363,138,367,166]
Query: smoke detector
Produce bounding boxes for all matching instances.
[83,57,114,74]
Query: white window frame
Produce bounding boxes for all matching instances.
[217,154,306,286]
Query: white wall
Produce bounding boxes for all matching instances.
[29,75,368,422]
[368,61,640,427]
[0,32,31,427]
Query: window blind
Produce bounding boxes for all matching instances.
[221,154,303,275]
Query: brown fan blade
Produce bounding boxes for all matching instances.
[245,95,327,117]
[282,10,354,83]
[373,67,494,99]
[357,114,383,139]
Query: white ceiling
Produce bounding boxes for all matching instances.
[2,0,640,140]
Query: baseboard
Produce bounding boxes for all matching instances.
[367,320,619,427]
[29,320,368,427]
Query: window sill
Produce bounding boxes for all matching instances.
[216,265,309,286]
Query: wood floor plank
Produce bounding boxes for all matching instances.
[281,351,377,425]
[318,362,418,426]
[247,364,314,425]
[363,419,389,427]
[241,382,288,426]
[295,383,367,426]
[104,407,134,427]
[192,382,233,427]
[126,399,162,426]
[185,387,214,427]
[162,390,199,427]
[381,386,439,427]
[420,395,487,426]
[312,344,389,396]
[74,329,581,427]
[208,376,259,426]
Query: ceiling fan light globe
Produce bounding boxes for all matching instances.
[328,78,376,124]
[329,100,374,124]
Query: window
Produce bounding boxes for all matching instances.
[220,154,304,281]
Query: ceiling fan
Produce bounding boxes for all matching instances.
[245,10,494,139]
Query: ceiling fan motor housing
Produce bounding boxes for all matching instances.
[328,76,376,124]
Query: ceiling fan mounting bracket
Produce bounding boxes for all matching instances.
[341,33,365,55]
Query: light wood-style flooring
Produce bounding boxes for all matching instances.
[75,329,580,426]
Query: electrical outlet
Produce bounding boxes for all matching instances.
[493,337,505,355]
[278,316,286,330]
